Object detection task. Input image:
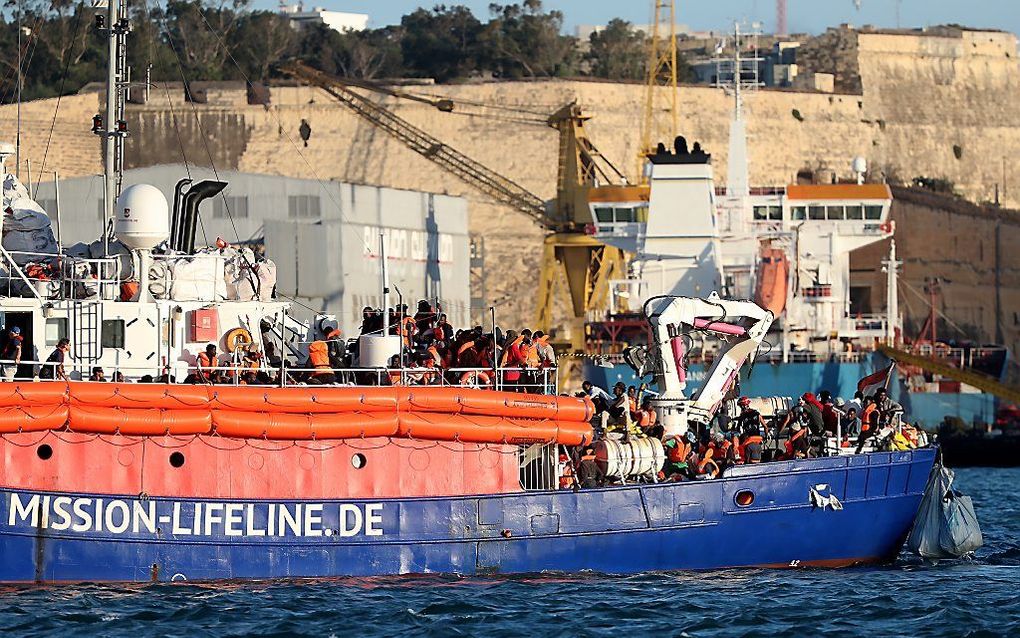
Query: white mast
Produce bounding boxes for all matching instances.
[724,22,755,199]
[883,240,901,344]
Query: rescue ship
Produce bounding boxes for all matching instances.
[0,9,941,582]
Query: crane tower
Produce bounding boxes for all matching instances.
[639,1,680,178]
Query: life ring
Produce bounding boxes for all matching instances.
[224,327,253,353]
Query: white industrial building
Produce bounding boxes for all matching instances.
[279,3,369,32]
[33,166,471,336]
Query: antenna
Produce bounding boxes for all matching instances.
[93,0,130,257]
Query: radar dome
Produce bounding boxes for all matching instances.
[115,184,170,250]
[851,156,868,174]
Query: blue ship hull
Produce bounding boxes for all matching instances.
[0,448,935,582]
[585,357,998,427]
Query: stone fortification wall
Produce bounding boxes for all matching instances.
[7,27,1020,333]
[0,93,100,181]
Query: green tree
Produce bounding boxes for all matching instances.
[232,11,295,81]
[400,5,483,82]
[298,24,405,80]
[585,19,645,80]
[482,1,577,78]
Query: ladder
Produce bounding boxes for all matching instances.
[72,301,102,374]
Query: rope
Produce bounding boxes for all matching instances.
[36,1,86,192]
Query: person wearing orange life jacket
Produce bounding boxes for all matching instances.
[637,398,663,439]
[696,445,721,479]
[533,331,555,368]
[785,422,811,459]
[740,430,765,464]
[307,339,336,384]
[659,435,692,481]
[196,344,218,384]
[558,452,575,490]
[574,446,605,489]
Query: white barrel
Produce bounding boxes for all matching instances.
[595,438,666,479]
[358,335,401,368]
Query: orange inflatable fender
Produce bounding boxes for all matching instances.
[0,405,68,433]
[212,411,400,440]
[67,406,212,436]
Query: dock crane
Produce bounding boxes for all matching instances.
[281,61,628,347]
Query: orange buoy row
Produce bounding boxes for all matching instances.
[0,382,594,445]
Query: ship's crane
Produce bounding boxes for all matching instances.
[628,293,774,434]
[281,62,628,341]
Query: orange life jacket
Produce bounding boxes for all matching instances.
[197,352,215,368]
[862,404,877,431]
[308,341,331,375]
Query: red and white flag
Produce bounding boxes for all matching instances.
[857,362,896,396]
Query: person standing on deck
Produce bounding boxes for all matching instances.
[0,326,23,379]
[39,338,70,381]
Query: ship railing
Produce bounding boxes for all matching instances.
[519,442,560,491]
[0,250,122,301]
[0,360,559,395]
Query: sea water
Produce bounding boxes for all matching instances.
[1,468,1017,637]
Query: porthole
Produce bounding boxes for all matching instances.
[735,490,755,507]
[351,453,367,469]
[169,451,185,468]
[37,444,53,460]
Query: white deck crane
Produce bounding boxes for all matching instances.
[627,293,774,436]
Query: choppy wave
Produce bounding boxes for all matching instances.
[0,468,1017,637]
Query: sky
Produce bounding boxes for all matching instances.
[268,0,1020,37]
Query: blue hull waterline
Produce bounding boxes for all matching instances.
[0,448,935,582]
[586,358,998,427]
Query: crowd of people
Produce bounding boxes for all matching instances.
[563,381,927,489]
[360,301,556,389]
[0,301,556,388]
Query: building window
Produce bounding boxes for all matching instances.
[45,318,68,346]
[213,196,249,219]
[846,205,864,220]
[865,205,883,220]
[768,206,782,220]
[827,205,845,220]
[594,207,613,223]
[791,206,806,220]
[101,319,125,349]
[753,206,769,220]
[288,195,321,219]
[808,205,826,220]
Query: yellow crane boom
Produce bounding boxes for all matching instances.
[878,344,1020,405]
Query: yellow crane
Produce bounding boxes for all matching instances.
[639,0,681,178]
[281,62,627,348]
[878,344,1020,405]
